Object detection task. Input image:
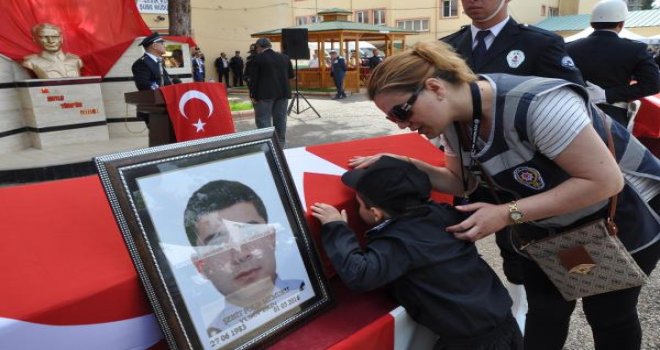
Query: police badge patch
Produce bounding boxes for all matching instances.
[506,50,525,68]
[513,166,545,190]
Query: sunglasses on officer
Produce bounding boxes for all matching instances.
[386,83,426,123]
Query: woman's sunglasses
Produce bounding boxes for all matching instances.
[386,83,426,123]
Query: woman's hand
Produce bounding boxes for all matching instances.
[348,153,405,169]
[311,202,348,225]
[445,202,510,242]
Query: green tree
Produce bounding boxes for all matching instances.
[168,0,191,36]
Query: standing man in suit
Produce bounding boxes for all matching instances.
[329,50,347,99]
[131,32,175,126]
[442,0,583,85]
[368,49,382,71]
[192,49,205,82]
[230,51,245,87]
[441,0,583,332]
[567,0,660,126]
[214,52,231,87]
[248,38,294,146]
[244,44,258,88]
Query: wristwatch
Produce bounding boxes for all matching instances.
[508,201,524,224]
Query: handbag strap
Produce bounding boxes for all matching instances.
[602,113,619,235]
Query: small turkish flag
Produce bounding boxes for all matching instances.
[160,82,235,141]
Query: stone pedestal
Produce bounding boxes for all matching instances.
[18,76,109,149]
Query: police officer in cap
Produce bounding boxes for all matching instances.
[132,32,174,91]
[441,0,583,85]
[567,0,660,126]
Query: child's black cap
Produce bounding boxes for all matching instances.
[341,156,431,214]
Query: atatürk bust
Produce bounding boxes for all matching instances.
[22,23,83,79]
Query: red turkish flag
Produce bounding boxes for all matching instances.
[0,0,151,77]
[160,82,236,142]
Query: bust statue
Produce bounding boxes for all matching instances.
[22,23,83,79]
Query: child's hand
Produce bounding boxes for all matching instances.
[310,202,348,225]
[348,153,401,169]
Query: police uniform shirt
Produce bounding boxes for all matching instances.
[441,17,584,85]
[131,52,172,91]
[468,16,509,50]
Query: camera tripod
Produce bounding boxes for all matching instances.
[288,59,321,118]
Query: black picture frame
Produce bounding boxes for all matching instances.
[94,128,332,350]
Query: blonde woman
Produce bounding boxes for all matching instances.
[354,41,660,350]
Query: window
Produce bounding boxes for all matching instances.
[541,5,546,16]
[373,9,386,25]
[548,7,559,17]
[441,0,458,18]
[396,19,430,32]
[295,16,308,26]
[310,15,321,23]
[355,10,369,24]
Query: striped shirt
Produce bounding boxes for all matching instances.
[442,87,590,160]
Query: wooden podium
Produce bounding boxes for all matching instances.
[124,90,176,147]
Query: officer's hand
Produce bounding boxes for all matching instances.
[585,81,606,104]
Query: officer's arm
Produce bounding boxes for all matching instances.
[605,47,660,103]
[539,35,585,85]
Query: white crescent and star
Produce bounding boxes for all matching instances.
[177,90,214,132]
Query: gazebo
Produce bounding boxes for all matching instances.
[251,8,417,93]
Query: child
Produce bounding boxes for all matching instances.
[311,156,522,350]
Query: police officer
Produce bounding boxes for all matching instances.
[441,0,584,330]
[131,32,176,126]
[131,32,173,91]
[567,0,660,126]
[441,0,584,85]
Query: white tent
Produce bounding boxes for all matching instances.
[564,27,650,43]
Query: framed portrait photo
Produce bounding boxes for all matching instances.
[94,128,332,350]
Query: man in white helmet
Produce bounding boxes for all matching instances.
[567,0,660,126]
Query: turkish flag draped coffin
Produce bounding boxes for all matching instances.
[0,0,151,77]
[160,82,236,141]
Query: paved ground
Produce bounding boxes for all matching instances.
[233,93,659,350]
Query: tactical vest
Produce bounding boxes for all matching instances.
[443,74,660,253]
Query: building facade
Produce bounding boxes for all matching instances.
[138,0,639,82]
